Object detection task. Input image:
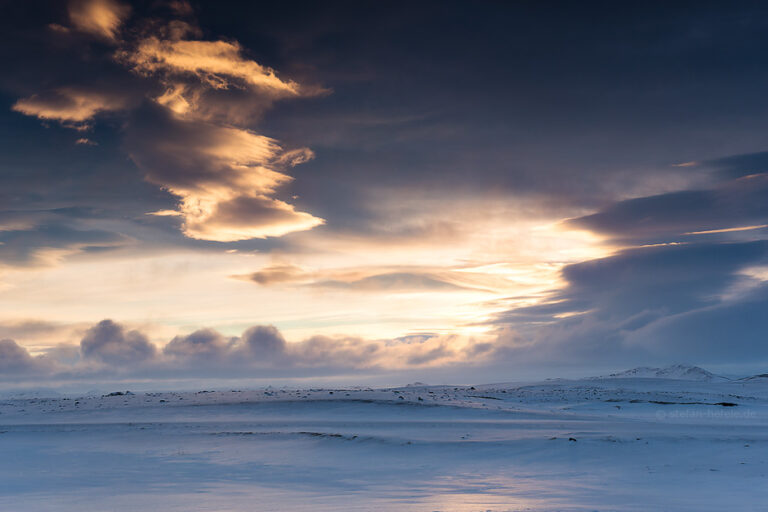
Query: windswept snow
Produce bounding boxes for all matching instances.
[1,372,767,511]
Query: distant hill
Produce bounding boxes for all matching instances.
[598,364,727,382]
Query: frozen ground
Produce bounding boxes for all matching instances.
[1,369,767,511]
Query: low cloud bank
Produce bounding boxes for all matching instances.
[0,320,502,383]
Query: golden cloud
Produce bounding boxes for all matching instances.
[128,112,324,241]
[125,38,300,95]
[68,0,130,41]
[12,87,128,126]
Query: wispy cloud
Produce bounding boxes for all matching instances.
[566,173,768,243]
[12,87,130,128]
[125,39,301,96]
[234,262,493,293]
[68,0,130,41]
[684,224,768,236]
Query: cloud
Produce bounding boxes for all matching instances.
[0,222,130,267]
[311,272,471,292]
[12,87,130,127]
[80,319,157,365]
[183,195,323,241]
[117,21,327,125]
[490,240,768,364]
[12,1,325,243]
[0,338,58,376]
[491,152,763,365]
[68,0,130,41]
[404,337,455,365]
[235,263,486,292]
[114,16,326,241]
[622,285,768,360]
[707,151,768,180]
[0,320,64,341]
[238,263,310,285]
[241,325,287,360]
[0,339,38,372]
[0,319,502,382]
[126,105,324,241]
[167,1,194,17]
[0,319,88,348]
[159,326,379,370]
[0,208,135,268]
[567,173,768,243]
[163,328,234,363]
[288,335,381,368]
[125,38,300,96]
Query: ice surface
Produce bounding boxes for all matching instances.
[1,374,767,511]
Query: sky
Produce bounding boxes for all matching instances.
[2,0,768,388]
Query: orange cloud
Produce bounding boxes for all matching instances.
[12,87,128,126]
[68,0,130,41]
[181,194,323,241]
[128,113,323,241]
[126,38,301,95]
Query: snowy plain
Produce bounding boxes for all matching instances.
[1,366,767,511]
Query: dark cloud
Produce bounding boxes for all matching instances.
[568,173,768,243]
[241,325,286,359]
[80,319,157,365]
[160,326,381,370]
[492,241,768,364]
[708,151,768,180]
[289,335,381,368]
[0,222,130,267]
[163,328,234,363]
[623,286,768,360]
[0,339,39,373]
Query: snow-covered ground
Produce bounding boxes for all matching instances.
[1,367,767,511]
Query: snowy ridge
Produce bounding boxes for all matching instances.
[743,373,768,381]
[597,364,727,381]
